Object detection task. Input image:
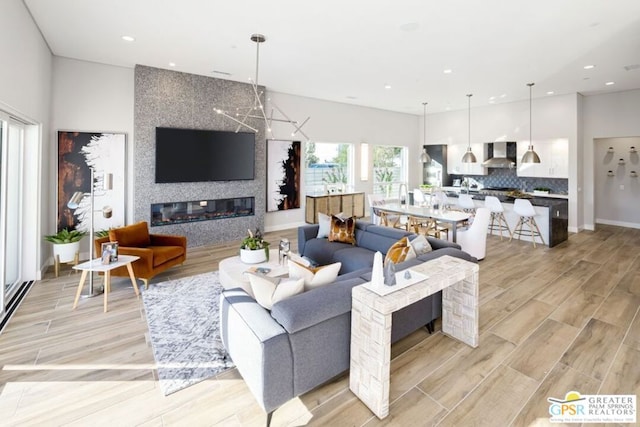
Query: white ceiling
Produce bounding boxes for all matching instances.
[24,0,640,115]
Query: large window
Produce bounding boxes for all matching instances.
[304,142,353,194]
[373,145,408,197]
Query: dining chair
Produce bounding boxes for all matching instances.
[456,207,491,260]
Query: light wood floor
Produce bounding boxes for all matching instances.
[1,224,639,426]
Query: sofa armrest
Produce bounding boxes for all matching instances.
[220,289,294,413]
[118,246,154,270]
[271,278,365,334]
[150,234,187,249]
[426,236,461,250]
[298,224,320,255]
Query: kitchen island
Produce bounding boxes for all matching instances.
[444,192,568,247]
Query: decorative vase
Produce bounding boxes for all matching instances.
[53,241,80,263]
[240,248,267,264]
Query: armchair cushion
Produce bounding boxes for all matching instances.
[109,221,151,247]
[150,245,185,267]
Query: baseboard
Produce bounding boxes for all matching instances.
[595,219,640,229]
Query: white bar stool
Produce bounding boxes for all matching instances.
[484,196,511,240]
[457,194,476,214]
[510,198,545,247]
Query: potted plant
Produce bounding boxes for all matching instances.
[240,228,270,264]
[44,228,87,263]
[533,187,551,195]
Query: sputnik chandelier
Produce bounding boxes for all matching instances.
[215,33,311,141]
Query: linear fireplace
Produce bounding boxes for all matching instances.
[150,197,254,227]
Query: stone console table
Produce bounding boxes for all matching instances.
[349,255,479,419]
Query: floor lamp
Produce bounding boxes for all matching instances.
[67,168,113,297]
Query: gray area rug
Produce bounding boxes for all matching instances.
[141,271,234,395]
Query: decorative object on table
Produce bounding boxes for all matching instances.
[141,271,234,396]
[383,261,397,287]
[214,33,310,141]
[371,251,384,287]
[522,83,541,164]
[267,139,301,212]
[404,270,412,280]
[57,131,125,233]
[461,94,477,163]
[100,241,118,264]
[240,228,270,264]
[277,238,290,265]
[44,228,86,276]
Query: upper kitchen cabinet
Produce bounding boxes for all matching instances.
[517,138,569,178]
[447,142,487,176]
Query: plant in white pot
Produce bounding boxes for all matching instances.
[240,228,270,264]
[44,228,87,264]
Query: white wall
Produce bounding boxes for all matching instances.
[265,91,419,231]
[0,0,52,279]
[582,89,640,230]
[421,94,580,231]
[51,57,135,257]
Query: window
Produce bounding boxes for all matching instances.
[304,142,353,194]
[373,145,408,197]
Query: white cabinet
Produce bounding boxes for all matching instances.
[517,138,569,178]
[447,143,487,176]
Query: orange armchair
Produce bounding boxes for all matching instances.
[94,221,187,288]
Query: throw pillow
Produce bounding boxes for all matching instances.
[410,234,433,255]
[384,236,417,265]
[288,260,342,291]
[328,215,356,245]
[249,274,304,310]
[317,212,343,238]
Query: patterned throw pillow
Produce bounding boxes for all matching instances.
[328,215,356,245]
[384,236,417,265]
[288,260,342,291]
[410,235,433,255]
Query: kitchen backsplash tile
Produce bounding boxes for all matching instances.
[450,168,568,194]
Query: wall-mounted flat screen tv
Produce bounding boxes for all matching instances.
[155,127,255,183]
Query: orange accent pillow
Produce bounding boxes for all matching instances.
[384,237,417,265]
[328,215,356,245]
[109,221,151,247]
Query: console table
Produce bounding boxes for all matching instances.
[305,192,365,223]
[349,255,479,419]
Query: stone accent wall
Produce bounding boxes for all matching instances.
[134,65,265,247]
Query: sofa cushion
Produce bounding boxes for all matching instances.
[302,238,353,266]
[109,221,151,247]
[249,275,304,310]
[328,215,356,245]
[288,260,342,291]
[332,246,377,274]
[149,245,185,267]
[356,225,414,254]
[384,237,417,265]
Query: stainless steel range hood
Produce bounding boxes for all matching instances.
[482,142,516,168]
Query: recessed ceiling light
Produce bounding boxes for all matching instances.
[547,91,554,95]
[121,35,135,42]
[583,65,595,70]
[489,96,496,101]
[168,62,176,67]
[384,84,392,90]
[605,81,615,86]
[443,69,453,74]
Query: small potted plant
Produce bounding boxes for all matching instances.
[44,228,87,263]
[240,228,270,264]
[533,187,551,195]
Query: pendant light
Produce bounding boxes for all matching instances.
[461,94,477,163]
[522,82,541,163]
[419,102,431,164]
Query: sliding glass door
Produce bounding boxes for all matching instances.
[0,112,24,318]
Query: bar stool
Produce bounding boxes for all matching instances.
[510,198,545,248]
[457,194,476,214]
[484,196,511,240]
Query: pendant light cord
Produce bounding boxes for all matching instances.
[467,94,472,149]
[528,82,534,146]
[423,102,427,146]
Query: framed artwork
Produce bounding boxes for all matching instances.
[57,131,126,233]
[266,140,301,212]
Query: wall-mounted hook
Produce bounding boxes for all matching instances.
[631,171,638,178]
[607,147,615,153]
[618,158,626,165]
[631,146,637,153]
[607,170,615,177]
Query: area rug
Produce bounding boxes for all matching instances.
[141,271,234,395]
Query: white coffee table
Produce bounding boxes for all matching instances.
[219,249,289,297]
[72,254,140,313]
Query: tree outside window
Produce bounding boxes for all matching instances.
[373,146,407,197]
[304,142,353,194]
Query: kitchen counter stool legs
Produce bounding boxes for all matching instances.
[484,196,511,240]
[510,199,545,247]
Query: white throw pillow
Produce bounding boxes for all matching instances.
[248,274,304,310]
[288,260,342,291]
[410,234,433,255]
[317,212,344,238]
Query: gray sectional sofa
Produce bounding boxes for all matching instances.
[219,220,476,424]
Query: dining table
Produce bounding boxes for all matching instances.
[374,203,472,243]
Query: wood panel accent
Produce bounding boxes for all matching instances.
[305,192,365,223]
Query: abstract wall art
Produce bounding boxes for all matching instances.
[266,139,301,212]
